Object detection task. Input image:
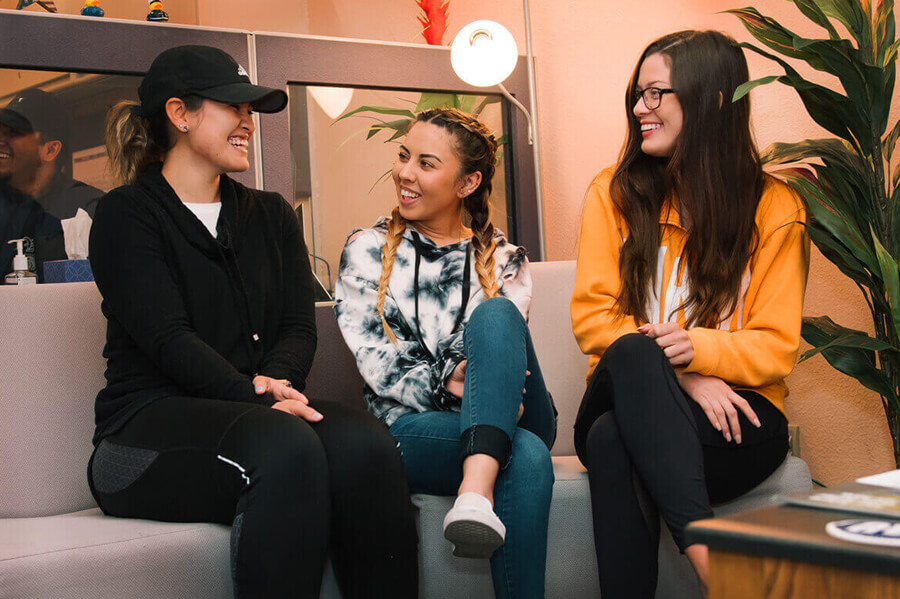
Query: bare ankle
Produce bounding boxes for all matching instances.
[458,454,500,505]
[684,544,709,598]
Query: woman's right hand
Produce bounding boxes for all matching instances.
[676,372,759,444]
[255,375,323,422]
[446,360,467,399]
[447,361,527,420]
[271,399,323,422]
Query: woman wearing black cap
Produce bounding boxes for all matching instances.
[86,45,418,598]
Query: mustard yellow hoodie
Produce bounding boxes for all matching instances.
[570,167,810,414]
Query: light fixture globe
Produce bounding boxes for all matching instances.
[450,20,518,88]
[308,86,354,120]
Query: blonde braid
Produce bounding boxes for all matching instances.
[376,207,408,344]
[470,216,498,298]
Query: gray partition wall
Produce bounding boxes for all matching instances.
[0,9,257,188]
[253,33,541,255]
[0,10,541,255]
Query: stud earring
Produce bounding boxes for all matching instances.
[180,125,189,132]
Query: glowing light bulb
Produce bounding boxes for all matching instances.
[450,21,518,88]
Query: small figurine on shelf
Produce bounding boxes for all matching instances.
[146,0,168,22]
[80,0,104,17]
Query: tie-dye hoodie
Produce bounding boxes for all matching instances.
[334,217,531,426]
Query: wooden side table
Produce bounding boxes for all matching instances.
[685,504,900,599]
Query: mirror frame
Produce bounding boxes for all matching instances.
[254,33,541,255]
[0,9,258,188]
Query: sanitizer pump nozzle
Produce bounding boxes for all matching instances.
[5,239,37,285]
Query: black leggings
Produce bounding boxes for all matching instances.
[573,334,788,599]
[87,397,419,599]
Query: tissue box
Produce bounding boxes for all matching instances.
[43,259,94,283]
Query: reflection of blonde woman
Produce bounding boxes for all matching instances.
[335,108,557,599]
[87,45,417,598]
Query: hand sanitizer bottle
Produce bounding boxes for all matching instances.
[5,239,38,285]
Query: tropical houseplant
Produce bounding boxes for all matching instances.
[728,0,900,467]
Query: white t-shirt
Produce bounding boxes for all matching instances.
[183,202,222,237]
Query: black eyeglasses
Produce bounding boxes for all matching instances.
[635,87,675,110]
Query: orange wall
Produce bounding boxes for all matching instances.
[82,0,894,484]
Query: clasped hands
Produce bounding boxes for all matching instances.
[637,323,759,444]
[254,375,323,422]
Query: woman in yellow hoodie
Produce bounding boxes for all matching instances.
[570,30,809,598]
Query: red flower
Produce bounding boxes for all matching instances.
[416,0,449,46]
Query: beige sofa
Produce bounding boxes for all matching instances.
[0,260,812,598]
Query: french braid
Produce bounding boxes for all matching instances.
[376,107,500,344]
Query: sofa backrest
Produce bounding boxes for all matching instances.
[0,282,105,518]
[0,261,587,518]
[527,261,588,456]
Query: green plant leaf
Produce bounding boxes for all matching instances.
[367,168,393,194]
[782,173,881,276]
[791,0,841,40]
[415,93,459,111]
[334,105,416,124]
[733,75,781,102]
[801,316,898,399]
[364,118,413,141]
[790,37,892,134]
[875,0,897,65]
[872,231,900,334]
[470,95,502,118]
[739,43,868,153]
[814,0,872,51]
[800,331,900,362]
[727,8,829,70]
[884,120,900,163]
[891,184,900,255]
[806,222,877,287]
[455,94,478,114]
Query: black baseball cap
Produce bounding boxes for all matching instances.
[0,88,71,142]
[136,45,288,116]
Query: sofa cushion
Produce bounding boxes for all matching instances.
[0,508,344,599]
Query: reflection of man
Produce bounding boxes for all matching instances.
[0,89,102,279]
[0,88,102,219]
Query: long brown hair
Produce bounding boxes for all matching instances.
[376,107,499,344]
[613,30,763,328]
[104,95,203,186]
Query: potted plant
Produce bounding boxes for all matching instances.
[729,0,900,467]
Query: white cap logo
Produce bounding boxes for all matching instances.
[237,65,249,77]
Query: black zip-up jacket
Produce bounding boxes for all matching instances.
[89,163,317,444]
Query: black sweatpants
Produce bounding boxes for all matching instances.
[573,334,788,599]
[87,397,419,599]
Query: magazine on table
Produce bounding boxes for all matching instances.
[781,470,900,520]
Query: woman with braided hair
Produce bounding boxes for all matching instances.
[335,108,557,599]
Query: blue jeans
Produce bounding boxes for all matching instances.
[389,297,557,599]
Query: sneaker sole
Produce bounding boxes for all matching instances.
[444,519,504,559]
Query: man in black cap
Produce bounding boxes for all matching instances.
[0,89,103,279]
[0,88,102,220]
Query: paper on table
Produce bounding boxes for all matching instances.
[856,469,900,490]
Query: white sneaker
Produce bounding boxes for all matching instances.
[442,492,506,558]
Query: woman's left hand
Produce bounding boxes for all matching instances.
[638,322,694,366]
[253,375,310,404]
